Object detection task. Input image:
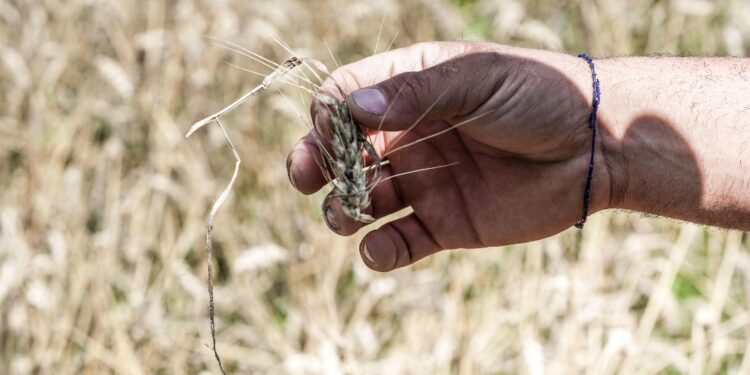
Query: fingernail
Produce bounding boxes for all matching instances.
[286,155,298,189]
[351,88,387,115]
[361,242,376,265]
[322,199,340,231]
[360,232,397,272]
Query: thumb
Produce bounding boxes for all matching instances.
[346,54,499,131]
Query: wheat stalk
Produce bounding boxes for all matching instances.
[186,55,307,374]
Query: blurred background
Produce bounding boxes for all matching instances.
[1,0,749,374]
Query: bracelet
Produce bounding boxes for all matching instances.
[574,53,601,229]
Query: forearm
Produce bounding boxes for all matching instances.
[599,57,750,230]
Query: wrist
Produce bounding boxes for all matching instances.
[593,57,697,215]
[587,58,630,212]
[564,56,621,216]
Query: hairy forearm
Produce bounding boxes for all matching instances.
[599,57,750,230]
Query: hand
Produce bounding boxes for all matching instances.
[287,41,613,271]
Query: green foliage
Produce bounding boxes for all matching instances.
[672,272,702,301]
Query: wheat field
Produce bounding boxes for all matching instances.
[1,0,749,374]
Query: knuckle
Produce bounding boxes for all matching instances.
[406,42,432,58]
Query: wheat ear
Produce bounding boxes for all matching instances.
[316,94,380,223]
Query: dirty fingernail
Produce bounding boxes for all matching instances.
[323,199,340,231]
[351,88,387,115]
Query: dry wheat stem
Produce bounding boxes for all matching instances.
[186,56,309,373]
[202,118,237,375]
[186,57,305,137]
[226,62,317,95]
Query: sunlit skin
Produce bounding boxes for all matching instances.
[286,41,750,272]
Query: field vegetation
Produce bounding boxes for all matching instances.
[1,0,749,373]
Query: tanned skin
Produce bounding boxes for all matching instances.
[285,41,750,272]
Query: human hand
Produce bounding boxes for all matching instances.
[287,41,614,271]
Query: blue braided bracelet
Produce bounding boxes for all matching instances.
[574,53,600,229]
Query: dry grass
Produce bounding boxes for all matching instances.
[1,0,749,374]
